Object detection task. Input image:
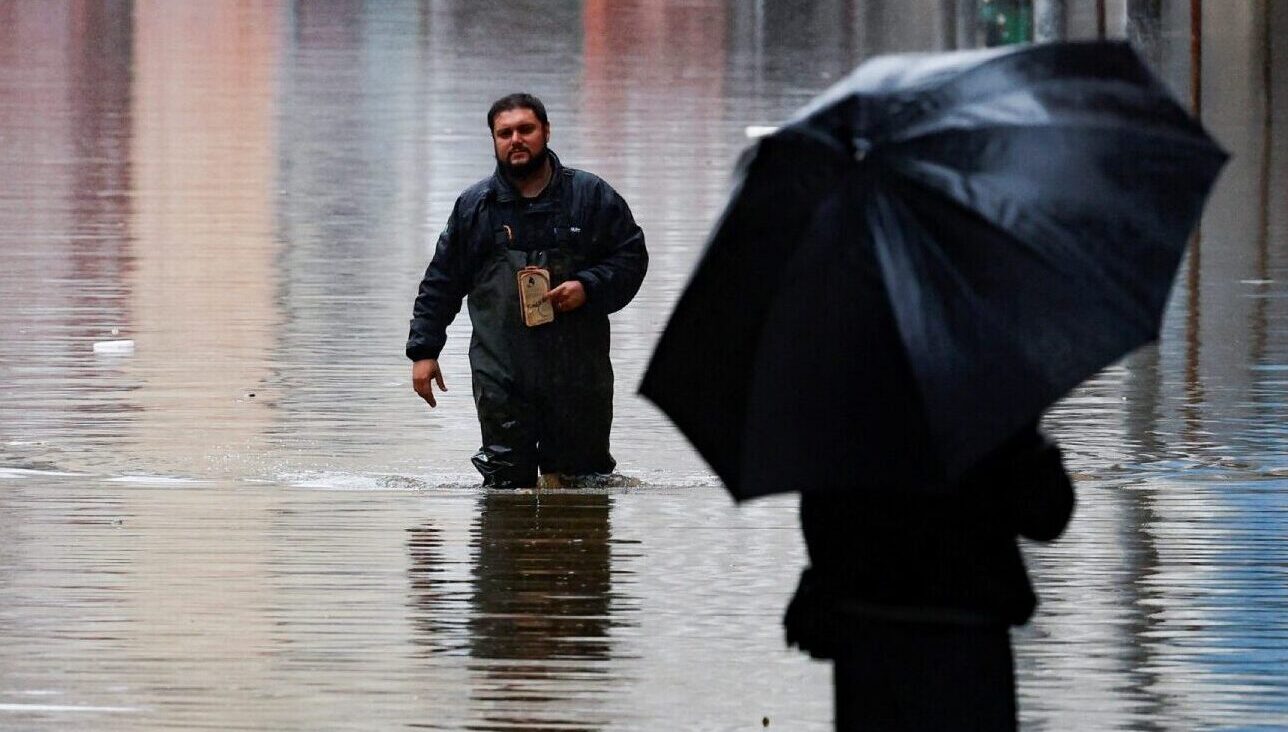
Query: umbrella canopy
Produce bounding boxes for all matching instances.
[639,41,1227,501]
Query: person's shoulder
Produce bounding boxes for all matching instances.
[445,177,499,227]
[562,166,625,201]
[564,165,612,188]
[456,176,494,209]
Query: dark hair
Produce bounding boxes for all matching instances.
[487,93,549,132]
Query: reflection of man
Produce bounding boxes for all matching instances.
[405,493,617,729]
[468,492,613,664]
[408,93,647,489]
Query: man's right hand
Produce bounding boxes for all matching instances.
[412,359,447,408]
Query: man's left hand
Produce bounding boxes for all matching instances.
[545,280,587,313]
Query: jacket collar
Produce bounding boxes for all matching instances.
[491,149,563,203]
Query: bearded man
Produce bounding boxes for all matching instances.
[407,92,648,489]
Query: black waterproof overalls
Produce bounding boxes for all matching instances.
[467,188,616,487]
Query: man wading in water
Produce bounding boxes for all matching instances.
[407,93,647,489]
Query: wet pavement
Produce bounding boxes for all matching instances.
[1,1,1286,729]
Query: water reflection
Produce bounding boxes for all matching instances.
[408,492,619,731]
[407,520,471,656]
[271,0,437,470]
[124,2,283,473]
[0,0,135,471]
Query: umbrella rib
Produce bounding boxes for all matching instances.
[875,167,1164,340]
[867,71,1207,149]
[885,118,1222,152]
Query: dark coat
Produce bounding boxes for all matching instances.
[406,150,647,362]
[785,426,1075,659]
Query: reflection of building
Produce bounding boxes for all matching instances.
[0,0,135,459]
[1139,0,1281,454]
[578,2,733,463]
[580,0,730,198]
[1042,4,1288,726]
[114,3,284,727]
[125,1,282,469]
[1185,0,1277,412]
[1150,4,1288,724]
[271,1,439,464]
[0,0,136,714]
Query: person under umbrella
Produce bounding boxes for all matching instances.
[641,41,1226,730]
[767,192,1075,729]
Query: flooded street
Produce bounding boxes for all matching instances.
[1,1,1285,729]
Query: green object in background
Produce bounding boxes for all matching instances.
[980,0,1033,46]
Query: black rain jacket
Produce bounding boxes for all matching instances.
[407,151,647,362]
[785,426,1075,659]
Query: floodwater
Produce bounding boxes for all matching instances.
[0,1,1285,729]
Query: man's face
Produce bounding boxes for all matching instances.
[492,107,550,178]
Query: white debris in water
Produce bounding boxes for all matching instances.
[92,339,134,354]
[0,703,140,713]
[1240,279,1275,285]
[105,474,207,485]
[0,467,87,478]
[745,125,778,139]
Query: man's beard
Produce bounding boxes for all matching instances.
[497,144,549,180]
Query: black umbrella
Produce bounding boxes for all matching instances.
[639,41,1227,501]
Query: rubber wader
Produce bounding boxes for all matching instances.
[465,199,615,488]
